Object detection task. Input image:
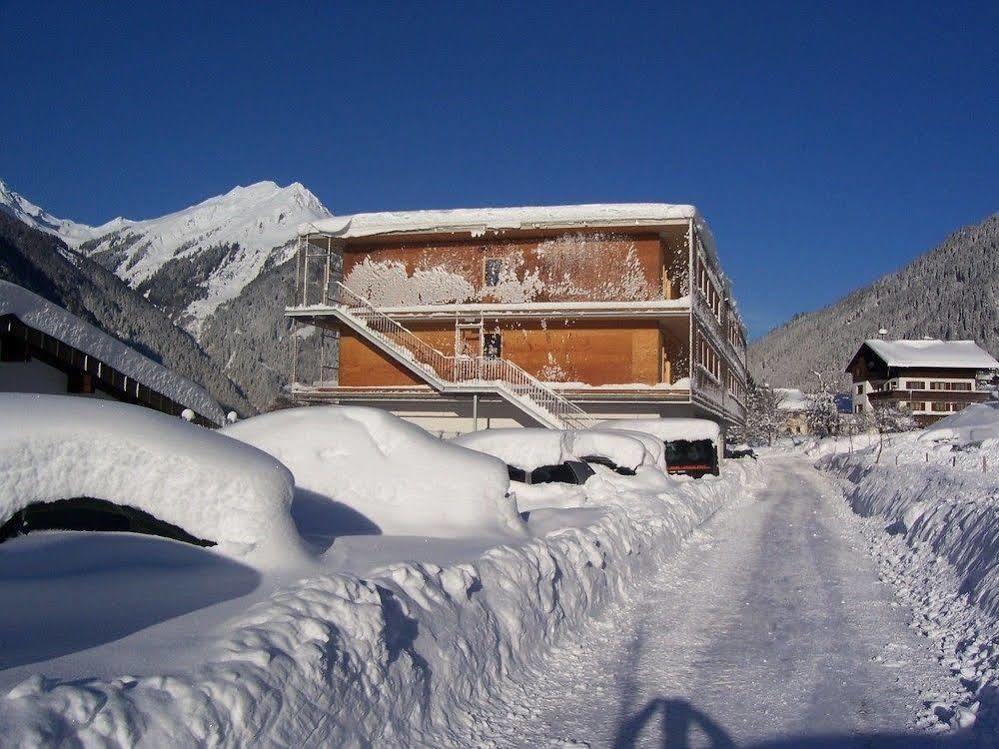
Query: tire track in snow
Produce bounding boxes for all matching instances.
[466,458,962,748]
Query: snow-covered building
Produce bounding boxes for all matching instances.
[0,281,225,425]
[286,204,747,435]
[775,387,810,435]
[846,339,999,425]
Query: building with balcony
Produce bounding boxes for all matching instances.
[846,339,999,426]
[286,204,747,435]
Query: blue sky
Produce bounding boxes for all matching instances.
[2,2,996,339]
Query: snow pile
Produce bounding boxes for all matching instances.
[452,427,653,473]
[0,425,763,746]
[0,280,225,424]
[302,203,698,239]
[0,395,302,563]
[920,402,999,443]
[222,406,525,539]
[598,417,721,446]
[820,432,999,736]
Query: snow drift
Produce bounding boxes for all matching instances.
[821,408,999,620]
[222,406,526,539]
[598,417,722,445]
[0,418,763,746]
[919,402,999,444]
[452,427,654,473]
[0,395,301,563]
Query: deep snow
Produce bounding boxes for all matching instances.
[0,406,762,746]
[0,395,302,564]
[222,406,526,541]
[453,427,655,472]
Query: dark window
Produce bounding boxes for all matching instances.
[483,333,502,359]
[484,258,503,287]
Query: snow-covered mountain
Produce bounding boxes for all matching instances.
[0,180,331,337]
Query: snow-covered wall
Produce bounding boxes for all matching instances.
[0,457,762,746]
[342,233,663,307]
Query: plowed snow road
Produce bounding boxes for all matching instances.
[470,457,964,748]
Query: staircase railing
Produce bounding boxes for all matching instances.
[331,282,595,429]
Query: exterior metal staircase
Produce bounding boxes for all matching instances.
[328,282,597,430]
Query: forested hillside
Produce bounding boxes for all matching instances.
[748,214,999,389]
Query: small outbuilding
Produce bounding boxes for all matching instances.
[0,280,224,425]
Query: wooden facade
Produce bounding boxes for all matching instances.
[287,207,748,434]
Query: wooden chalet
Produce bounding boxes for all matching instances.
[286,204,747,436]
[846,339,999,426]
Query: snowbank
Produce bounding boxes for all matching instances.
[598,417,722,445]
[452,427,653,472]
[0,394,302,563]
[822,448,999,619]
[222,406,526,539]
[0,423,763,747]
[0,280,225,424]
[919,402,999,443]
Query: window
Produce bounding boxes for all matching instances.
[483,333,502,359]
[930,381,974,391]
[483,258,504,287]
[907,380,925,390]
[856,384,863,394]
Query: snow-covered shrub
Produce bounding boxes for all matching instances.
[0,395,302,563]
[222,406,526,539]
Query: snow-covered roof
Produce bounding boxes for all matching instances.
[597,418,722,444]
[452,428,657,473]
[0,280,225,424]
[863,339,999,370]
[299,203,698,239]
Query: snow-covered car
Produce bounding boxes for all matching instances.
[452,428,656,485]
[598,418,722,477]
[0,394,303,563]
[222,406,526,541]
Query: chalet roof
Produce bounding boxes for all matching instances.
[0,280,225,423]
[855,339,999,371]
[298,203,699,240]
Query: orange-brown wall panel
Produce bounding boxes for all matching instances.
[339,320,664,387]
